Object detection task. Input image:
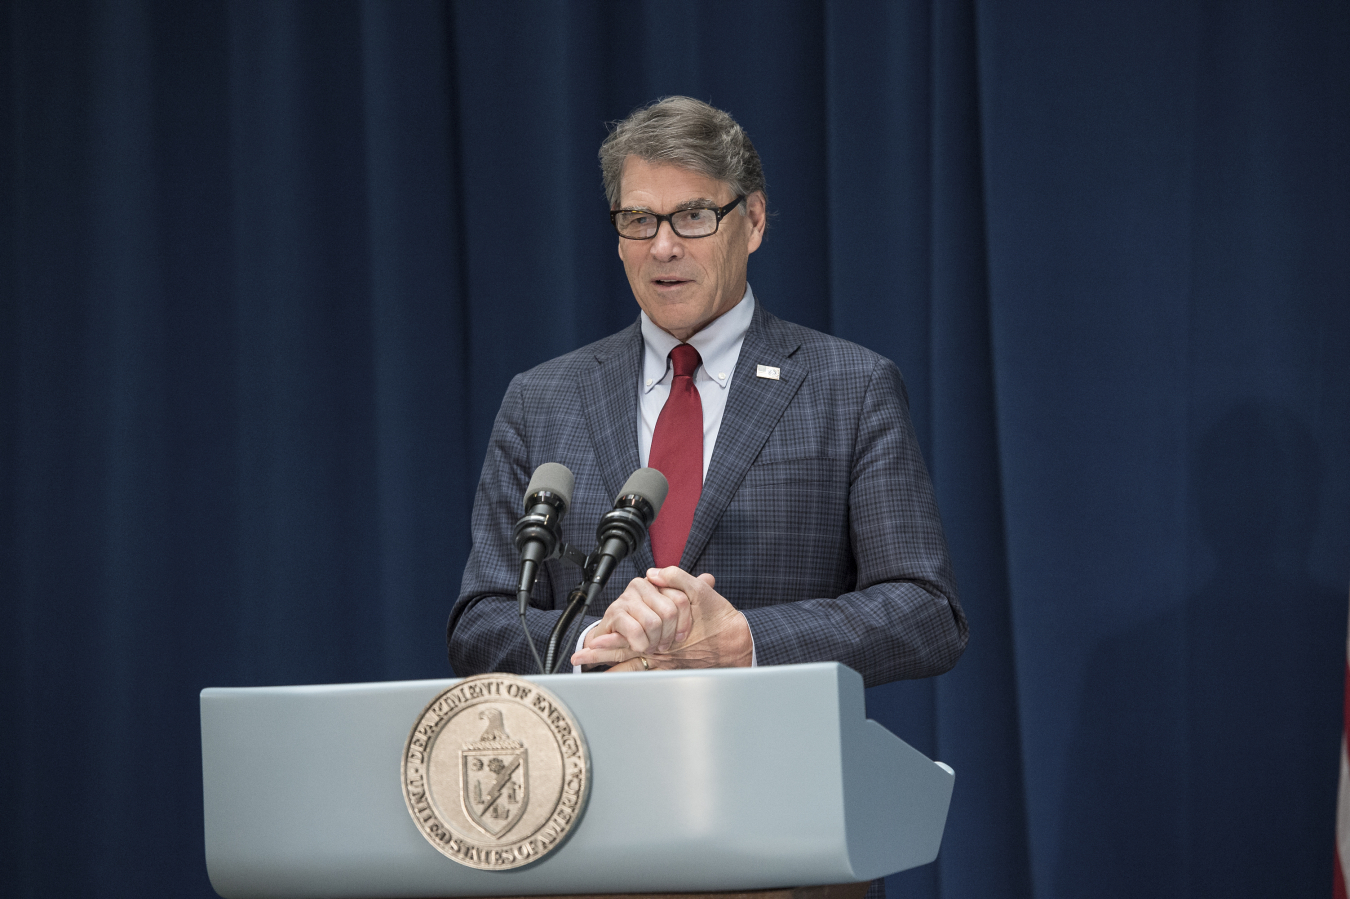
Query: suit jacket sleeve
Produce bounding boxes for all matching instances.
[446,375,599,676]
[733,355,967,687]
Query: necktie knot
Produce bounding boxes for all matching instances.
[670,344,701,380]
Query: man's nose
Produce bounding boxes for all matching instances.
[648,219,684,258]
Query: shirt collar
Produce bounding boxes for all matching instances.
[640,285,755,393]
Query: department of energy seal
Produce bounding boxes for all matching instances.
[402,674,590,870]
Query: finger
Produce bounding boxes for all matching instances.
[582,617,615,645]
[585,632,630,650]
[647,568,699,643]
[640,584,686,653]
[648,566,715,604]
[666,587,693,646]
[608,606,660,654]
[609,579,665,651]
[570,643,641,667]
[625,577,686,651]
[603,656,650,673]
[647,565,697,591]
[636,581,691,650]
[584,578,644,644]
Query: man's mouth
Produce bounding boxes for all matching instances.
[653,278,690,286]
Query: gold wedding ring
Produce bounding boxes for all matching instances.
[639,656,651,670]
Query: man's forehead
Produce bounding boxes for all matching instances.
[617,157,732,206]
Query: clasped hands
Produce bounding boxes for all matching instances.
[569,567,753,673]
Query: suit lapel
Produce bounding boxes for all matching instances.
[578,321,654,571]
[681,306,805,569]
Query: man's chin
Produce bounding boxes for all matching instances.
[650,314,709,341]
[638,298,708,339]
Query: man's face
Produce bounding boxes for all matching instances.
[616,156,766,341]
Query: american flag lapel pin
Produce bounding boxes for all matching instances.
[756,364,780,380]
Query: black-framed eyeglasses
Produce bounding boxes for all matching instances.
[610,196,746,240]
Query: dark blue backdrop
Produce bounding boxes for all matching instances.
[3,2,1348,897]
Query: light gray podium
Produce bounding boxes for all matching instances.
[200,662,954,899]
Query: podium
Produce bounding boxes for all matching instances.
[200,663,954,899]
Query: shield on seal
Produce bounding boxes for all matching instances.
[461,707,529,838]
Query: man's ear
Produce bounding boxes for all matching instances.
[744,192,767,255]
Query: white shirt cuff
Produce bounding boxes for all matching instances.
[571,620,602,673]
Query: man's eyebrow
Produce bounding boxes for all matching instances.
[616,198,719,213]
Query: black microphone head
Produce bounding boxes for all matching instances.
[588,468,671,589]
[616,467,669,518]
[524,462,575,510]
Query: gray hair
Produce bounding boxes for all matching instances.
[599,96,767,208]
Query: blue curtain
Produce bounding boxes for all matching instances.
[3,2,1347,897]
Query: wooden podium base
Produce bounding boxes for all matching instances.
[449,883,871,899]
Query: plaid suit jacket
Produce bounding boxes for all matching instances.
[447,303,967,686]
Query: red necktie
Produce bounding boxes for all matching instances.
[648,344,703,569]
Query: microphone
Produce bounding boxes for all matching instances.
[513,462,576,602]
[514,463,574,674]
[543,468,669,674]
[586,467,669,597]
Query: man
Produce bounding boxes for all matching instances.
[448,97,966,686]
